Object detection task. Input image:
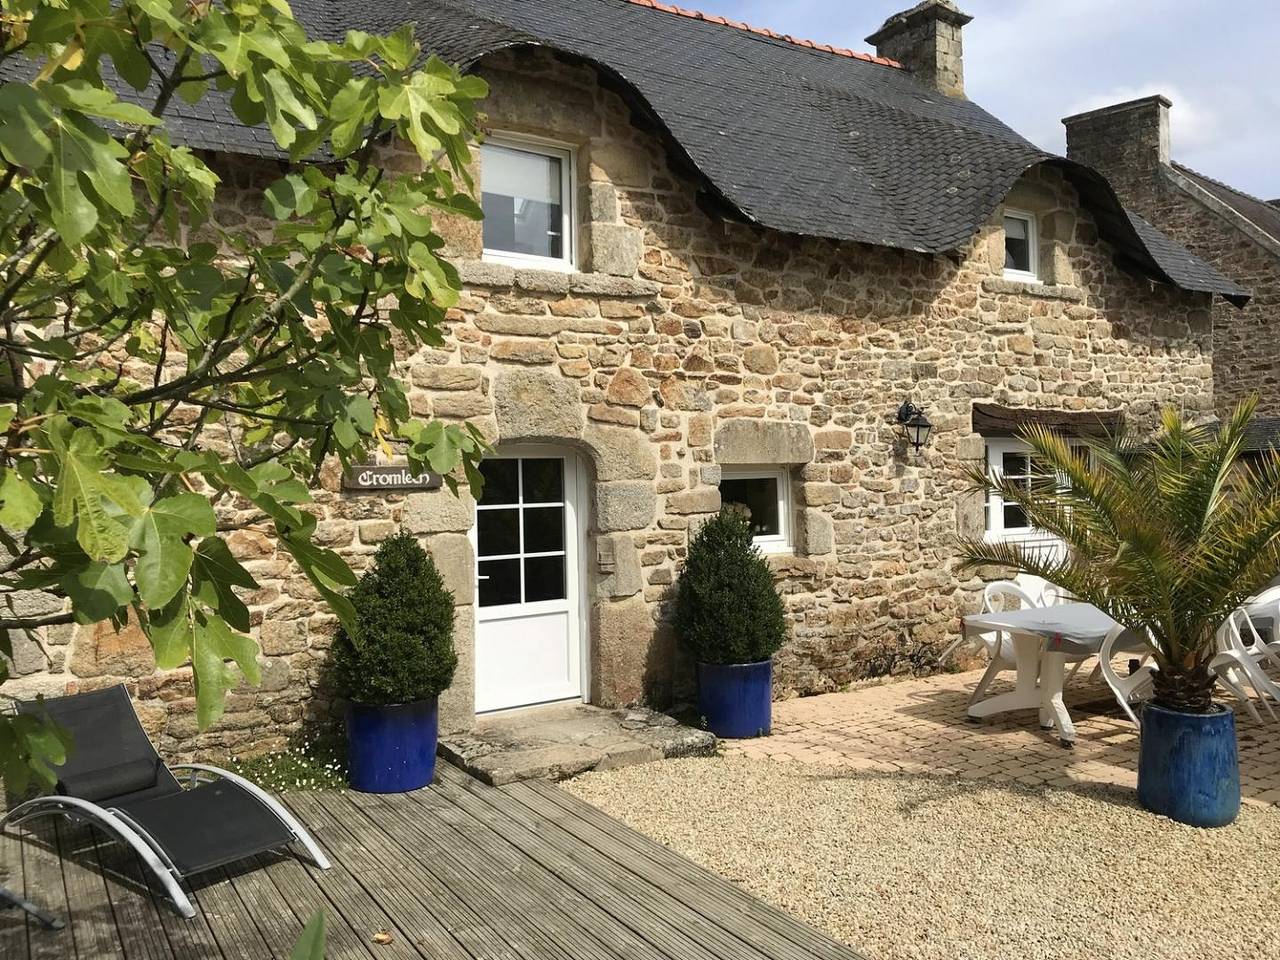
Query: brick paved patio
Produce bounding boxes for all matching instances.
[729,668,1280,805]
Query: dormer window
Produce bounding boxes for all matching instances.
[481,134,575,271]
[1003,209,1039,282]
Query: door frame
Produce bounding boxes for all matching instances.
[468,444,591,712]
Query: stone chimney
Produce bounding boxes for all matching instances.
[865,1,973,98]
[1062,95,1172,187]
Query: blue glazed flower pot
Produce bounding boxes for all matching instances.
[697,659,772,739]
[1137,701,1240,827]
[346,697,438,793]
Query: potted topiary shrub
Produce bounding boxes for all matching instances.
[327,532,457,792]
[675,508,787,738]
[960,397,1280,827]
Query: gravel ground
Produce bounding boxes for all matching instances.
[563,756,1280,960]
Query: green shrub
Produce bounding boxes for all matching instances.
[675,509,786,664]
[327,533,457,705]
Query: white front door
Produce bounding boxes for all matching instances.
[472,449,584,712]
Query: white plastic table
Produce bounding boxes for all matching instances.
[960,602,1145,746]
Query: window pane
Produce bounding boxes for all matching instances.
[481,143,564,260]
[721,477,780,538]
[521,458,563,503]
[524,555,566,602]
[478,558,521,607]
[477,508,520,558]
[479,459,519,505]
[1002,452,1031,479]
[523,506,564,554]
[1003,503,1029,530]
[1004,215,1031,272]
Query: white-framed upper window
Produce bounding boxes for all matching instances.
[720,466,792,553]
[481,133,575,271]
[1002,208,1039,282]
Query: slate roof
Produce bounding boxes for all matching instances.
[1243,416,1280,453]
[1173,162,1280,246]
[1207,415,1280,454]
[7,0,1249,303]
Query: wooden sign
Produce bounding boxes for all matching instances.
[342,464,443,493]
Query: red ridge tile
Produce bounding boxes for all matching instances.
[621,0,901,67]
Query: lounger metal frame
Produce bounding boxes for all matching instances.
[0,763,330,918]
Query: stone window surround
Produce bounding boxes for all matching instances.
[711,419,834,558]
[470,120,646,279]
[980,276,1084,302]
[455,258,660,297]
[995,178,1079,289]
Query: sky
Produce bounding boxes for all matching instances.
[692,0,1279,199]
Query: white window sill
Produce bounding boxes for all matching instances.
[482,250,576,273]
[1002,269,1040,284]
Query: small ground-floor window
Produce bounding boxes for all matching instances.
[983,437,1092,541]
[983,438,1036,538]
[720,466,793,553]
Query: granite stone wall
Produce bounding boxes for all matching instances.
[2,48,1217,759]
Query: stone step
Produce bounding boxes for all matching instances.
[438,702,716,786]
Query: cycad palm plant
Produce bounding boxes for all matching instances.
[959,397,1280,714]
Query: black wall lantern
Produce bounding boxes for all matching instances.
[895,400,933,452]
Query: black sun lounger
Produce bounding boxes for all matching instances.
[1,685,330,917]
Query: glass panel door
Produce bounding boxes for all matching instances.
[473,452,582,712]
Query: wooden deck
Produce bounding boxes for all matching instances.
[0,763,867,960]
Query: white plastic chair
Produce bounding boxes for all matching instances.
[1239,587,1280,672]
[1214,608,1280,721]
[1100,614,1275,729]
[937,581,1041,706]
[1040,584,1071,607]
[1209,650,1271,725]
[1097,624,1157,728]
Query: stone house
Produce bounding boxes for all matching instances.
[1063,95,1279,426]
[5,0,1250,756]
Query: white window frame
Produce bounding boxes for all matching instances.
[983,437,1088,544]
[983,438,1038,542]
[1002,207,1039,283]
[481,132,576,272]
[720,466,793,554]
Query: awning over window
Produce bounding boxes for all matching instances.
[972,403,1123,438]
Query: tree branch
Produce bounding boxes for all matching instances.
[0,612,74,630]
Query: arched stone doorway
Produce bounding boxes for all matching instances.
[484,369,660,713]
